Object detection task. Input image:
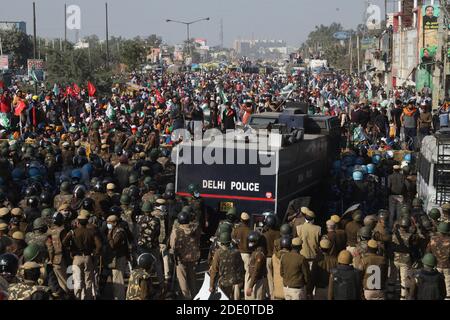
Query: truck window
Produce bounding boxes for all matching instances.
[250,117,279,126]
[418,153,431,185]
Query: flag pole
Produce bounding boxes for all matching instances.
[67,96,70,119]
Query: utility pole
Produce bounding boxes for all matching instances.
[357,33,360,75]
[33,2,37,95]
[0,33,3,55]
[349,34,353,74]
[220,18,224,49]
[64,3,67,52]
[105,2,110,67]
[432,0,447,109]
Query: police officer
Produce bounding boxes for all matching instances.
[345,211,363,256]
[328,250,362,300]
[7,261,52,300]
[429,208,441,232]
[46,212,69,294]
[153,198,170,283]
[62,210,102,300]
[136,201,164,288]
[360,239,387,300]
[126,253,155,300]
[410,253,446,300]
[215,207,237,238]
[325,219,345,257]
[9,208,28,235]
[245,231,267,300]
[106,183,121,206]
[0,253,20,292]
[105,215,129,300]
[352,226,372,270]
[426,222,450,299]
[388,165,406,230]
[209,232,245,300]
[25,218,48,247]
[391,216,417,300]
[169,211,201,300]
[296,208,321,270]
[442,203,450,222]
[310,239,337,300]
[232,212,251,295]
[280,237,310,300]
[290,207,306,237]
[89,181,111,219]
[262,214,280,299]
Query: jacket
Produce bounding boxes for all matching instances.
[297,222,321,260]
[232,222,251,254]
[280,250,310,289]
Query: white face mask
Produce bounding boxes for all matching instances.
[107,223,113,230]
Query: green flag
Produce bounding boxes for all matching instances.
[0,113,10,129]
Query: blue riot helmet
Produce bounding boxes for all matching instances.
[355,157,365,165]
[71,169,82,182]
[372,154,381,164]
[82,163,93,176]
[403,153,412,163]
[346,166,355,178]
[28,167,42,179]
[360,165,368,175]
[353,170,364,181]
[367,164,376,174]
[11,168,25,182]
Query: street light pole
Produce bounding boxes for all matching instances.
[166,17,210,58]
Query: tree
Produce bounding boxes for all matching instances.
[0,29,33,67]
[121,39,146,71]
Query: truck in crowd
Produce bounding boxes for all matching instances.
[174,104,340,230]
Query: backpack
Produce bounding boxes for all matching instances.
[126,269,151,300]
[175,225,200,264]
[217,247,244,287]
[331,268,358,300]
[416,271,445,300]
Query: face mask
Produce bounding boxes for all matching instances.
[107,223,113,230]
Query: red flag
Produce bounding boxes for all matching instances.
[73,83,81,95]
[65,86,74,97]
[0,80,4,89]
[14,100,27,116]
[87,81,96,97]
[154,89,165,104]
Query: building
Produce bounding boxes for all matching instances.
[370,0,450,96]
[0,21,26,33]
[233,39,288,59]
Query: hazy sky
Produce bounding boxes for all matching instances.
[2,0,385,47]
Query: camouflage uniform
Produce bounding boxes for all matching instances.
[427,234,450,299]
[169,222,201,300]
[135,214,163,284]
[152,209,170,281]
[392,227,415,300]
[25,231,48,247]
[126,268,152,300]
[352,240,369,271]
[53,192,72,211]
[7,280,51,300]
[209,244,245,300]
